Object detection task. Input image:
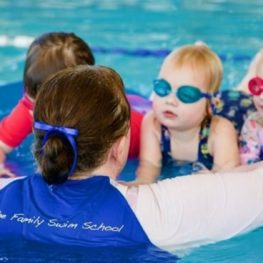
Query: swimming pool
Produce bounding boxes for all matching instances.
[1,0,263,262]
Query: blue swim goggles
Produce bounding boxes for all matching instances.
[153,79,212,104]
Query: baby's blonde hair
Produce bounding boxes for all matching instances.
[161,44,223,93]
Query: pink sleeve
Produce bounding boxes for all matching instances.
[239,118,261,164]
[0,95,34,148]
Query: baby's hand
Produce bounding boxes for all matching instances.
[191,162,210,174]
[119,180,139,187]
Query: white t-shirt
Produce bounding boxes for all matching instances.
[116,167,263,252]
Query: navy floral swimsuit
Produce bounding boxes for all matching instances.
[160,118,213,170]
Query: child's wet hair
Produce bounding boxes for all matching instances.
[24,32,95,98]
[33,65,130,185]
[161,44,223,93]
[161,44,223,118]
[254,50,263,77]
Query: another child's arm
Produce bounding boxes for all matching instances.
[210,116,240,171]
[136,111,162,184]
[0,143,16,177]
[239,117,261,164]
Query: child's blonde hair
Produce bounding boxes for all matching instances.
[161,44,223,93]
[254,49,263,77]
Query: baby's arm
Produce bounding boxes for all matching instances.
[239,117,261,164]
[0,143,16,177]
[220,160,263,173]
[135,166,263,251]
[136,111,162,184]
[211,116,240,171]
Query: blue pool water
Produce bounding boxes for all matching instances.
[1,1,263,262]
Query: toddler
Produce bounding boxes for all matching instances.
[240,76,263,163]
[0,32,143,169]
[136,44,240,183]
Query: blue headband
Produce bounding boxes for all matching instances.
[34,121,79,177]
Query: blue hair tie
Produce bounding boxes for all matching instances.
[34,121,79,177]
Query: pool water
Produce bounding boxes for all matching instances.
[1,1,263,262]
[0,238,178,263]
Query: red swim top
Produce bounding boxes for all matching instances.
[0,95,33,148]
[129,110,143,158]
[0,94,142,157]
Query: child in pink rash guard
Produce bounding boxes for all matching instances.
[0,94,142,160]
[0,94,34,150]
[239,49,263,164]
[0,32,95,164]
[0,32,143,164]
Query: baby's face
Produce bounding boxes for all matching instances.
[152,64,209,130]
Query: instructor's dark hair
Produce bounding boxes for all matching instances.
[33,65,130,185]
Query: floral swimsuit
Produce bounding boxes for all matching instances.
[240,111,263,164]
[160,118,213,170]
